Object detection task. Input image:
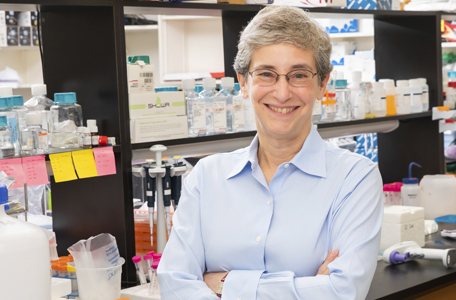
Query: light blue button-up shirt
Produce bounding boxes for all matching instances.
[158,126,383,300]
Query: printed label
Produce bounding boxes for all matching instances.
[380,97,387,110]
[147,191,152,196]
[164,189,171,195]
[92,135,99,145]
[192,102,206,131]
[233,99,245,128]
[38,133,48,150]
[411,93,422,106]
[213,101,227,132]
[8,117,18,144]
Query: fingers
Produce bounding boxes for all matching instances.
[316,249,340,276]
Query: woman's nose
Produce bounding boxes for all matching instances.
[273,75,292,102]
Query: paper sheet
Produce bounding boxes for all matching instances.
[22,155,49,187]
[93,147,117,176]
[49,152,77,183]
[72,149,98,179]
[0,158,26,189]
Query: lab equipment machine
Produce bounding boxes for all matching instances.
[383,241,456,268]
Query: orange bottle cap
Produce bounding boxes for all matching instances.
[58,265,68,272]
[51,264,59,270]
[437,106,450,111]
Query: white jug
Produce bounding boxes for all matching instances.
[419,175,456,219]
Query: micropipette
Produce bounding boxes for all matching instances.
[132,255,147,285]
[170,156,186,210]
[162,163,172,237]
[144,164,156,247]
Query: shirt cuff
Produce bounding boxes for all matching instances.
[222,270,265,300]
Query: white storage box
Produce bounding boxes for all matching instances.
[380,205,425,252]
[273,0,347,7]
[129,92,186,119]
[131,115,188,143]
[128,61,155,94]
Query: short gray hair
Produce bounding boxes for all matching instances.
[233,6,333,83]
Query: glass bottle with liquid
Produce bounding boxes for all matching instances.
[218,77,235,133]
[21,112,49,155]
[0,96,20,155]
[0,116,14,158]
[231,82,245,133]
[200,78,218,135]
[335,79,351,121]
[359,82,375,118]
[183,79,206,137]
[50,92,83,149]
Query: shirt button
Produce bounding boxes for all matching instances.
[256,236,261,242]
[284,163,290,168]
[267,200,271,205]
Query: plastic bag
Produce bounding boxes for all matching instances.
[68,233,121,269]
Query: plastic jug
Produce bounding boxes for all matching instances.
[0,184,51,300]
[420,175,456,220]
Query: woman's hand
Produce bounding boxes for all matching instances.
[203,271,229,293]
[316,249,339,276]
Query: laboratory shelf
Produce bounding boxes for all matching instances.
[0,46,39,51]
[124,25,158,32]
[0,145,121,161]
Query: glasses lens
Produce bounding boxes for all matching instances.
[288,70,313,87]
[252,70,277,86]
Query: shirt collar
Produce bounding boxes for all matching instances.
[227,125,326,179]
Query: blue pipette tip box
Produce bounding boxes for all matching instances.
[435,215,456,224]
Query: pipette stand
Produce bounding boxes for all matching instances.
[149,145,167,253]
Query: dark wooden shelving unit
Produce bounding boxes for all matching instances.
[3,1,448,287]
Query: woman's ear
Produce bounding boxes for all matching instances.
[237,73,249,99]
[316,74,330,100]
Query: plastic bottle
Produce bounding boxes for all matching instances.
[359,82,375,118]
[379,79,397,116]
[348,71,362,109]
[0,115,14,158]
[371,82,387,117]
[401,162,422,207]
[396,80,412,114]
[24,84,54,111]
[90,125,99,147]
[183,79,206,137]
[312,98,322,124]
[321,90,336,122]
[335,79,351,121]
[231,82,245,132]
[409,79,423,113]
[352,93,366,120]
[418,78,429,111]
[445,83,456,109]
[21,112,49,155]
[218,77,235,133]
[50,92,83,149]
[200,78,217,135]
[0,184,52,300]
[11,95,28,132]
[0,96,20,155]
[242,86,256,131]
[420,174,456,220]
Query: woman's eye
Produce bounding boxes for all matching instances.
[258,72,274,78]
[294,72,310,79]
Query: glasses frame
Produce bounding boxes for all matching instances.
[248,68,319,87]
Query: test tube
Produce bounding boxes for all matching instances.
[67,265,78,295]
[51,263,59,277]
[144,253,154,282]
[132,255,147,285]
[58,264,68,278]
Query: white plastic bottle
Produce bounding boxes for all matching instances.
[200,78,217,135]
[396,80,412,114]
[21,112,49,155]
[418,78,429,111]
[401,162,422,207]
[379,79,397,116]
[371,82,387,117]
[312,98,322,123]
[348,71,362,108]
[232,83,245,132]
[0,184,51,300]
[446,83,456,109]
[218,77,235,133]
[409,79,423,113]
[183,79,206,137]
[352,95,366,120]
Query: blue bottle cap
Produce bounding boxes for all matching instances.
[0,115,7,126]
[335,79,347,88]
[0,184,8,205]
[54,92,77,104]
[0,96,10,108]
[448,71,456,78]
[11,95,23,106]
[195,85,203,93]
[168,87,178,92]
[154,87,163,92]
[234,83,240,92]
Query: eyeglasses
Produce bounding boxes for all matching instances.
[248,69,318,87]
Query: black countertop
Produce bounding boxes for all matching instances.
[367,223,456,300]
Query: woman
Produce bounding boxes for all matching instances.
[158,5,383,299]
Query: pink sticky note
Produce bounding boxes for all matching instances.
[22,155,50,187]
[93,147,117,176]
[0,158,26,189]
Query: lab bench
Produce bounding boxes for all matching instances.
[367,222,456,300]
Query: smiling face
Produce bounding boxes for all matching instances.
[238,43,329,141]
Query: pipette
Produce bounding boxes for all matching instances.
[170,156,186,210]
[132,255,147,285]
[162,162,172,237]
[144,164,156,247]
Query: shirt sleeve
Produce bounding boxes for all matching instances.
[157,163,220,300]
[246,163,383,300]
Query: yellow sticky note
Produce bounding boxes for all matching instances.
[49,152,78,183]
[71,149,98,179]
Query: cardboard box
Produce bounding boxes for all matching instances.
[131,116,188,143]
[7,26,18,46]
[0,26,6,47]
[129,92,186,119]
[5,11,19,26]
[127,62,155,94]
[317,18,358,34]
[18,11,38,27]
[19,26,31,46]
